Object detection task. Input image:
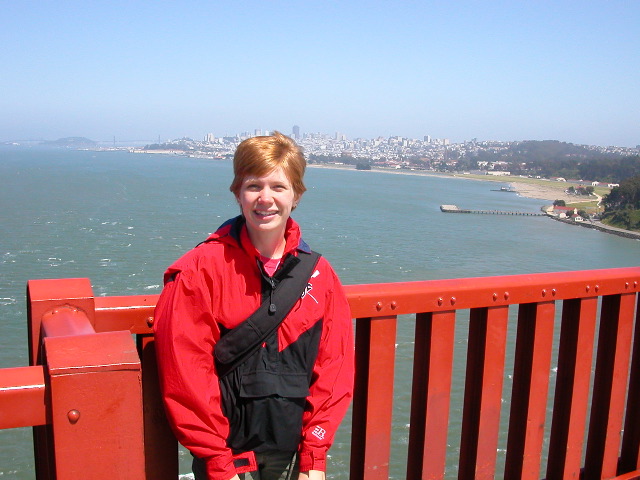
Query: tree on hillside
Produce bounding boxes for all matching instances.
[603,175,640,210]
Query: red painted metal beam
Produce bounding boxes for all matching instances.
[27,278,95,366]
[44,330,145,479]
[41,305,95,337]
[584,293,636,480]
[137,334,179,480]
[344,267,640,318]
[350,315,397,480]
[406,310,456,480]
[0,366,47,429]
[95,294,158,334]
[546,297,598,480]
[458,306,509,480]
[504,301,555,480]
[620,296,640,473]
[613,471,640,480]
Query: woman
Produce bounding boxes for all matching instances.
[154,132,354,480]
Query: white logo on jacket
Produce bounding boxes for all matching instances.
[311,426,326,440]
[301,270,320,304]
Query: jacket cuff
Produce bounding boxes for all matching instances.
[203,452,237,480]
[298,448,327,473]
[202,451,258,480]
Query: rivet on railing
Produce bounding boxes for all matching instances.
[504,292,510,300]
[492,293,498,301]
[586,285,591,293]
[541,289,547,297]
[450,297,457,306]
[437,297,443,306]
[376,302,383,311]
[146,316,154,327]
[595,285,600,292]
[635,281,638,288]
[390,301,397,310]
[551,289,557,296]
[67,410,80,424]
[625,282,630,289]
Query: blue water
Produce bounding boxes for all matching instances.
[1,147,639,478]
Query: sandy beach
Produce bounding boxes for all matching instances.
[505,181,584,203]
[308,163,600,204]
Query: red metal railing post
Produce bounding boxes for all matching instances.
[620,294,640,473]
[27,278,95,366]
[458,305,509,480]
[137,334,179,480]
[406,310,456,480]
[350,315,397,480]
[546,297,598,480]
[44,330,146,479]
[27,278,96,480]
[584,293,636,480]
[504,301,556,480]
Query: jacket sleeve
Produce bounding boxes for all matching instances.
[298,263,355,472]
[153,266,237,480]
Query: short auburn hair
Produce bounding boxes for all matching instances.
[229,131,307,198]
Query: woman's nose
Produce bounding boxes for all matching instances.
[258,188,272,203]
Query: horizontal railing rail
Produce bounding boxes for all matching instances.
[0,267,638,479]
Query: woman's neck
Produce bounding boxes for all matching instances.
[247,229,286,259]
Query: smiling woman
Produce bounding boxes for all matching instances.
[153,132,355,480]
[231,133,306,260]
[236,168,299,259]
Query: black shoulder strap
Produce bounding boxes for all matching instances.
[214,250,321,376]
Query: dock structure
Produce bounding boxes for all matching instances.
[440,204,546,216]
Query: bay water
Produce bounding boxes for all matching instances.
[1,147,639,478]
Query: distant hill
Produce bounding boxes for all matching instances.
[41,137,98,147]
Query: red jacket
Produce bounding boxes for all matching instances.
[154,216,354,480]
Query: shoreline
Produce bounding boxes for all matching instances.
[308,163,588,203]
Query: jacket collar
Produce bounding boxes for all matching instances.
[205,215,311,256]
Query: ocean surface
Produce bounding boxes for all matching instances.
[1,146,639,478]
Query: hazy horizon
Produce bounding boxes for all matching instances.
[2,1,639,148]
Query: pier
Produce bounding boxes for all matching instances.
[440,204,546,216]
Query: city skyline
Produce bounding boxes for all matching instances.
[2,1,639,148]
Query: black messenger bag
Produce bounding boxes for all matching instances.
[214,250,321,377]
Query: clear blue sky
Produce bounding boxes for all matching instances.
[2,1,639,147]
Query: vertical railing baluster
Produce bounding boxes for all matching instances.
[504,301,555,480]
[137,334,178,480]
[546,297,598,480]
[620,292,640,473]
[584,293,636,479]
[458,305,509,480]
[350,315,397,480]
[406,310,456,480]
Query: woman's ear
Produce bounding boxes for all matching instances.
[293,193,303,210]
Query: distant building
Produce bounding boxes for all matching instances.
[292,125,300,139]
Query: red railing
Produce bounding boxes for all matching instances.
[1,267,639,479]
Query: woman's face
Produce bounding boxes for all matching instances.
[237,166,299,240]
